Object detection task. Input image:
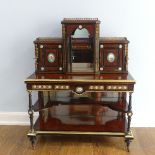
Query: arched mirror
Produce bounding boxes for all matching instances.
[70,27,94,72]
[71,28,90,38]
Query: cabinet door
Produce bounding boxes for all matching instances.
[99,44,123,73]
[38,44,63,73]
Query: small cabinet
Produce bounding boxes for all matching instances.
[99,38,128,73]
[34,38,63,73]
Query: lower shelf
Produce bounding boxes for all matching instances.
[34,104,126,133]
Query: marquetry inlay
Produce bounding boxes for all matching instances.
[89,85,104,90]
[32,85,52,89]
[107,85,127,90]
[54,85,70,90]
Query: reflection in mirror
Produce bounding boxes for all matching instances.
[71,28,90,38]
[71,28,94,72]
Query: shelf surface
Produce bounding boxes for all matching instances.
[34,91,127,112]
[34,104,126,133]
[25,72,135,83]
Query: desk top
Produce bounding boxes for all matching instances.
[25,73,135,83]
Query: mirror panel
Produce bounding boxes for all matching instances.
[70,28,94,72]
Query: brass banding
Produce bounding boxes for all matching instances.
[25,79,135,83]
[27,130,134,139]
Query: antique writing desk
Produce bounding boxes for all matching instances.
[24,18,136,151]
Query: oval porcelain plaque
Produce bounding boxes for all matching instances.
[107,53,115,63]
[48,53,55,63]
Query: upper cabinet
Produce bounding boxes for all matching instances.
[34,18,129,74]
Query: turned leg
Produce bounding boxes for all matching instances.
[125,92,133,152]
[28,90,36,149]
[127,92,133,132]
[125,138,131,152]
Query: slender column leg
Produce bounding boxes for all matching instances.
[125,92,133,152]
[125,138,131,152]
[127,93,133,133]
[27,90,36,149]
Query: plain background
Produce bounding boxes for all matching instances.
[0,0,155,126]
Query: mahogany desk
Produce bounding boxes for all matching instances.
[25,72,135,151]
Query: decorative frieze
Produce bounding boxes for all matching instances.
[54,85,70,90]
[107,85,127,90]
[32,85,52,90]
[89,85,104,90]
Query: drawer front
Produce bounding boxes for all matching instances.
[37,44,63,73]
[27,83,133,92]
[99,43,124,73]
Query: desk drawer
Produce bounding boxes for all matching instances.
[27,83,133,92]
